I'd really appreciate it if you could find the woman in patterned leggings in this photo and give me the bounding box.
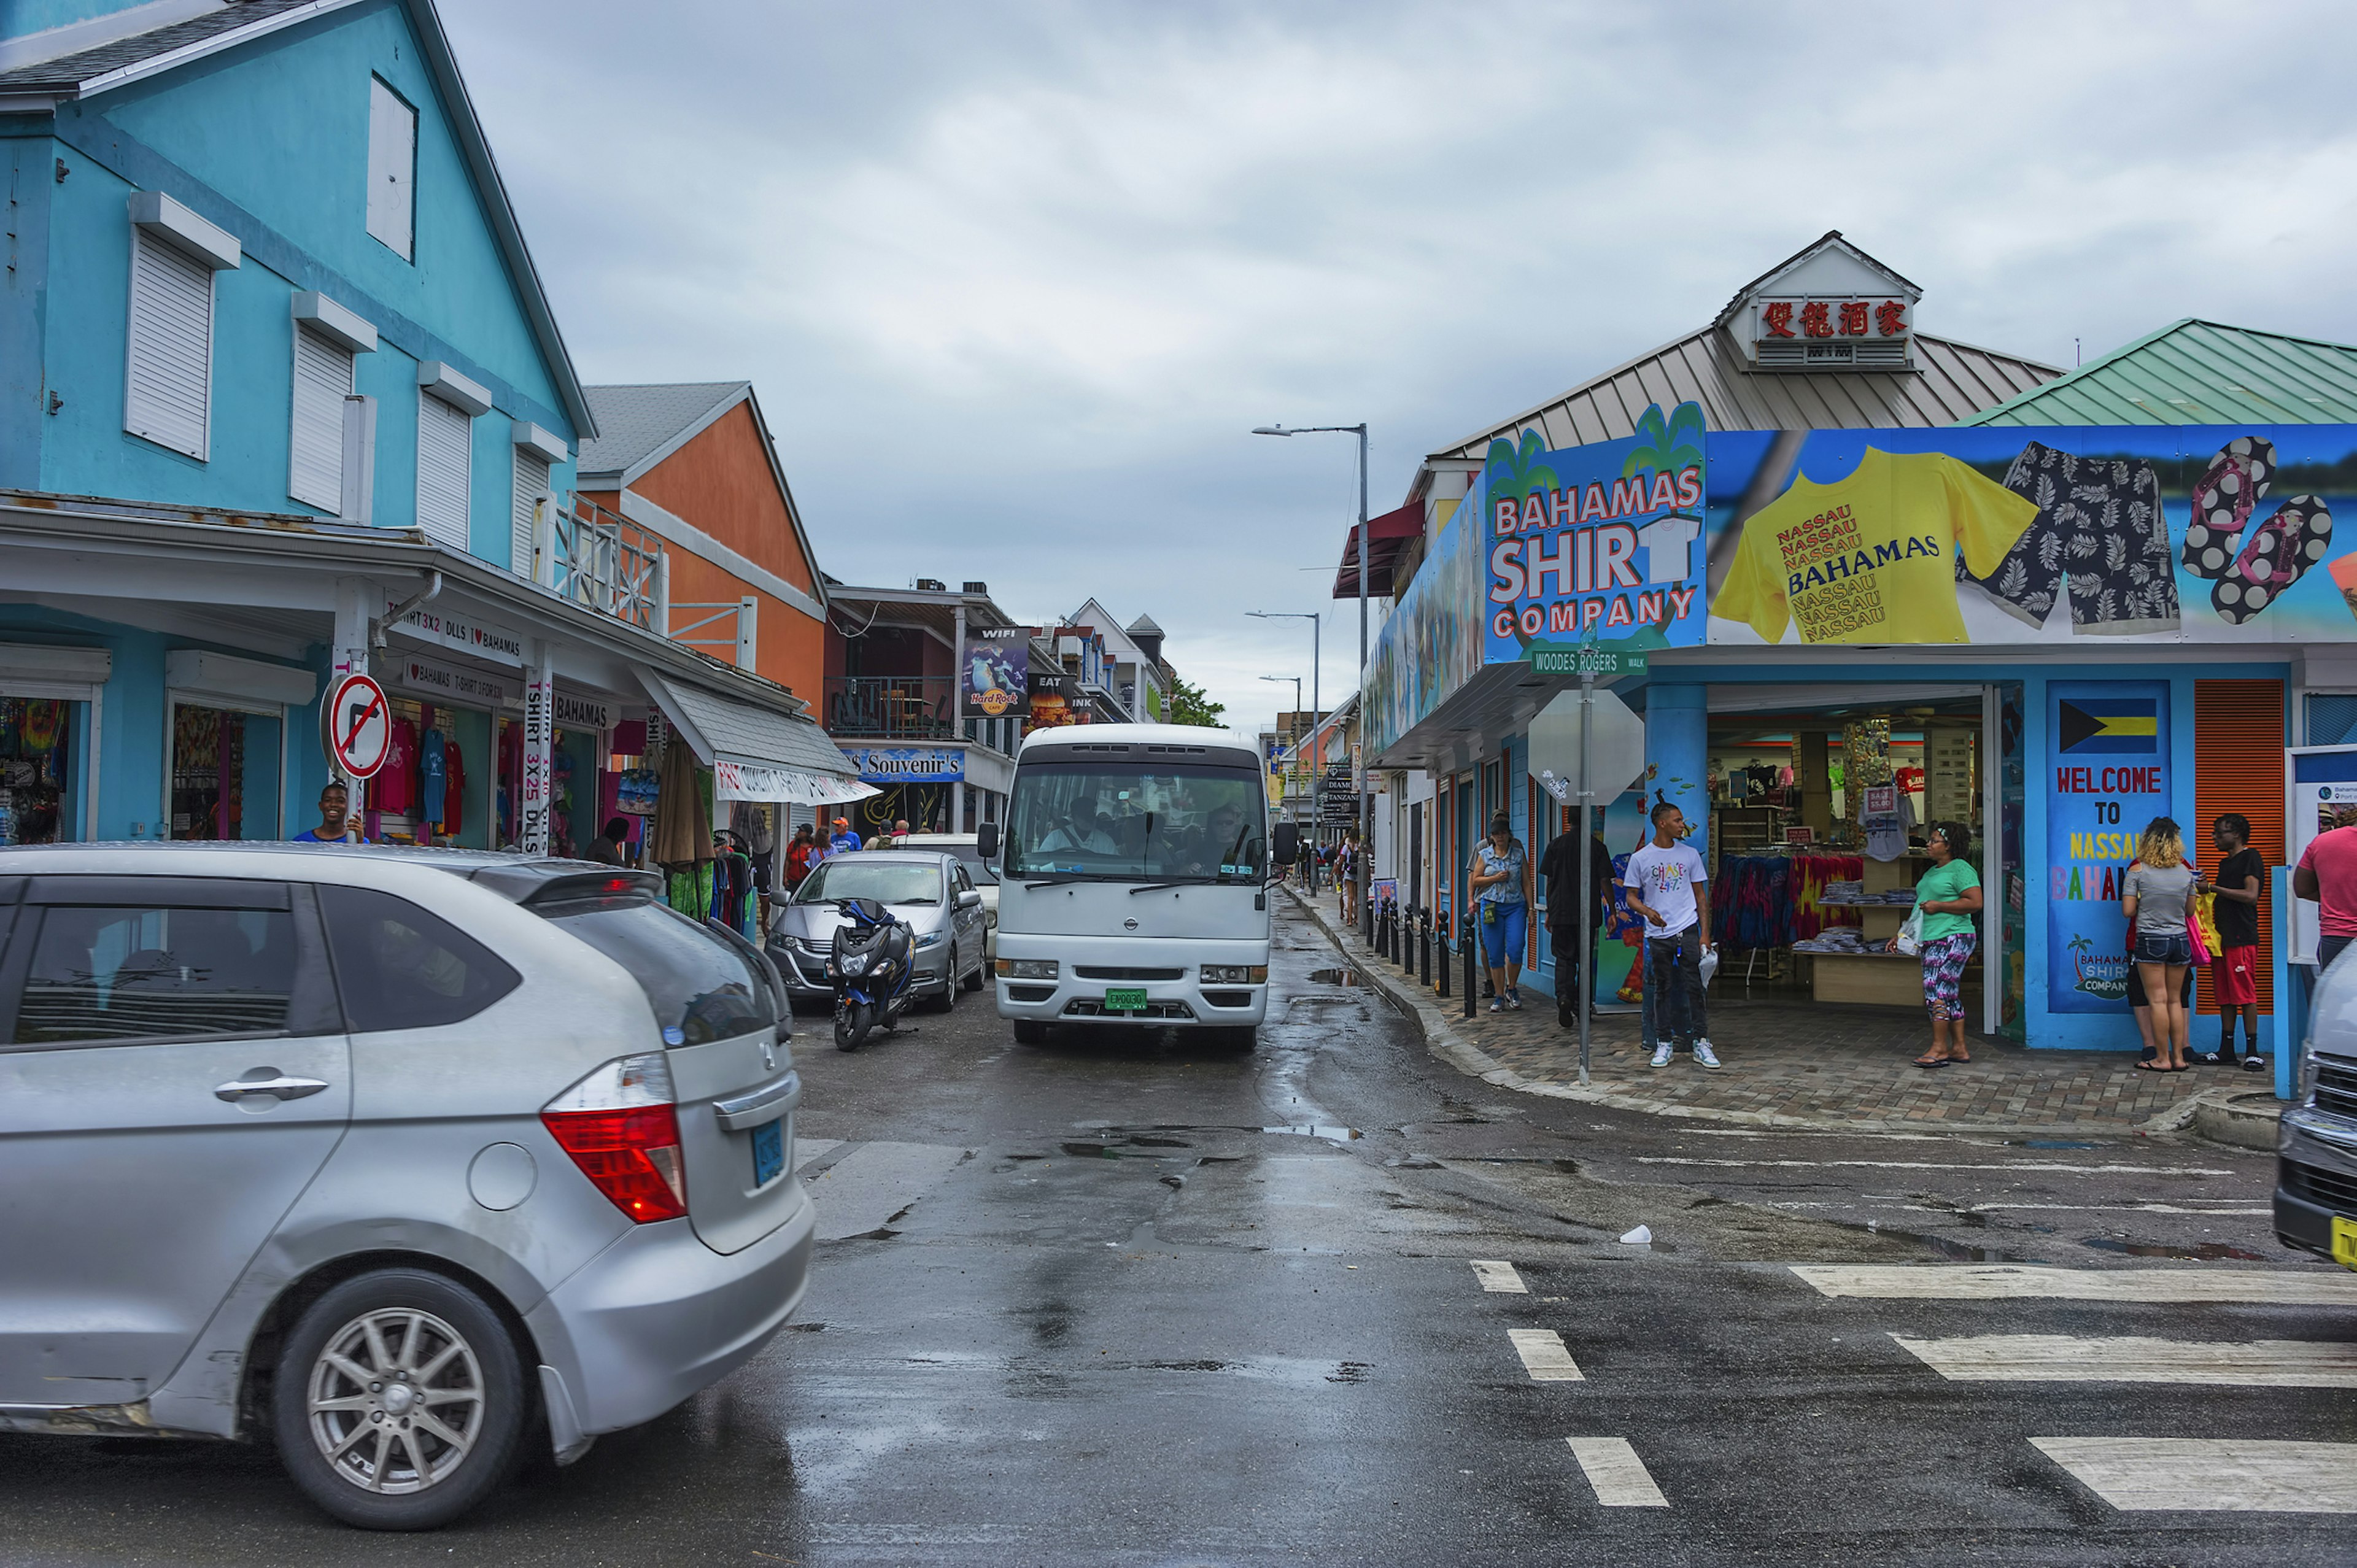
[1891,821,1984,1067]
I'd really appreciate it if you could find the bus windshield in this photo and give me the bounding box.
[1005,761,1266,882]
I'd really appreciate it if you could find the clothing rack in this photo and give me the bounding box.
[1711,852,1867,952]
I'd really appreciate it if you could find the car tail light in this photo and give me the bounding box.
[541,1052,687,1222]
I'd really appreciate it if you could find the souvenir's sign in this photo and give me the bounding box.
[2045,680,2170,1011]
[848,747,964,784]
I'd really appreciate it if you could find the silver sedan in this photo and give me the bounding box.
[765,851,989,1009]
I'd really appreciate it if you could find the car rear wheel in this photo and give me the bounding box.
[273,1268,527,1531]
[1012,1019,1049,1045]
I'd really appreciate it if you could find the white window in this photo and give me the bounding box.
[511,447,550,576]
[125,227,215,459]
[288,326,355,511]
[366,77,416,260]
[417,389,471,549]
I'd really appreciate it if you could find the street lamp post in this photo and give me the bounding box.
[1253,421,1370,900]
[1247,609,1320,890]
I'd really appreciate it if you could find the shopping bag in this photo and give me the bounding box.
[2188,889,2218,967]
[1895,905,1924,957]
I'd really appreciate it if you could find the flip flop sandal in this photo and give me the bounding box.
[2183,437,2278,579]
[1913,1054,1951,1068]
[2213,495,2333,624]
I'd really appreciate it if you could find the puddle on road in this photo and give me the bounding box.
[1263,1124,1363,1143]
[1835,1216,2022,1263]
[2084,1237,2267,1261]
[1306,968,1364,987]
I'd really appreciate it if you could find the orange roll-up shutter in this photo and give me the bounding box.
[2194,678,2285,1014]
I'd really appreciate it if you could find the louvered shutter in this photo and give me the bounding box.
[511,449,550,577]
[2194,678,2285,1015]
[125,229,213,459]
[288,325,354,511]
[367,78,416,260]
[416,389,473,550]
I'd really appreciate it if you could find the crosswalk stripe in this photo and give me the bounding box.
[1639,1157,2231,1175]
[1894,1334,2357,1386]
[1792,1264,2357,1305]
[2034,1437,2357,1512]
[1469,1259,1527,1293]
[1508,1328,1584,1381]
[1566,1437,1667,1507]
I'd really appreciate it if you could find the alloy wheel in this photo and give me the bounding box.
[306,1307,485,1494]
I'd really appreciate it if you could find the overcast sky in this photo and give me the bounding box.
[444,0,2357,736]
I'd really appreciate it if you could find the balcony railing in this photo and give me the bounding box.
[824,675,957,740]
[549,496,660,631]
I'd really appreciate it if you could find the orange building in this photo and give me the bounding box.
[575,382,828,703]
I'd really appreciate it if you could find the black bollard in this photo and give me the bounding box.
[1435,913,1449,999]
[1420,914,1431,987]
[1461,924,1477,1019]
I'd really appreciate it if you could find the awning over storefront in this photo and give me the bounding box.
[637,668,877,807]
[1331,502,1423,598]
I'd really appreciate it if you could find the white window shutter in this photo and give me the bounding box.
[288,325,355,511]
[125,228,213,459]
[511,448,550,577]
[416,388,472,549]
[367,78,416,260]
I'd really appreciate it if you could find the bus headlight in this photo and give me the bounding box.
[996,959,1058,979]
[1201,965,1268,984]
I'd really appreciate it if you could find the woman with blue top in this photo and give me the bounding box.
[1890,821,1983,1068]
[1468,813,1533,1013]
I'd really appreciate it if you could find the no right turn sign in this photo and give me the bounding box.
[322,673,392,779]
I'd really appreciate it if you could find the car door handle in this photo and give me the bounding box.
[214,1074,331,1103]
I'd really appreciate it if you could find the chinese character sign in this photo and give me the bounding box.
[1479,400,1708,667]
[1759,296,1910,340]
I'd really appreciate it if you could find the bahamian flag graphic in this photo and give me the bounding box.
[2056,697,2159,755]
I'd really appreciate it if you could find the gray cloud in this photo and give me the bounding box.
[444,0,2357,733]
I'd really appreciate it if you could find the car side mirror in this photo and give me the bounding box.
[977,822,1000,860]
[1272,822,1299,867]
[957,888,983,910]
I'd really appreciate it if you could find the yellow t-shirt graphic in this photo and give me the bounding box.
[1713,449,2038,644]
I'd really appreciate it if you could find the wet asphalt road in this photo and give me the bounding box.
[2,901,2352,1565]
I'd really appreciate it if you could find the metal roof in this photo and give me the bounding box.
[576,382,750,481]
[1955,318,2357,427]
[1431,326,2059,460]
[637,668,861,779]
[0,1,316,90]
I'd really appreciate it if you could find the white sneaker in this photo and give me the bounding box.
[1489,997,1504,1013]
[1693,1040,1723,1070]
[1649,1043,1673,1068]
[1506,989,1523,1010]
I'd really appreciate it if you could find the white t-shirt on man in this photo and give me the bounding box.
[1624,841,1708,938]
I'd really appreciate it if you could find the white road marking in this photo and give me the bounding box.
[1893,1334,2357,1386]
[1793,1265,2357,1305]
[2034,1437,2357,1512]
[1566,1437,1667,1507]
[1470,1259,1528,1293]
[1637,1157,2231,1175]
[1508,1328,1584,1381]
[803,1141,970,1242]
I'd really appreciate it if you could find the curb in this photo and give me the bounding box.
[2187,1089,2285,1152]
[1280,884,2235,1140]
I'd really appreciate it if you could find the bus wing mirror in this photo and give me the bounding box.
[977,822,1000,860]
[1272,822,1299,867]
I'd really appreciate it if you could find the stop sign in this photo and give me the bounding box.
[1526,686,1645,803]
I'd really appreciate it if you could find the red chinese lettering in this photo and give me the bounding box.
[1798,301,1832,339]
[1876,300,1906,337]
[1838,301,1869,336]
[1762,301,1795,338]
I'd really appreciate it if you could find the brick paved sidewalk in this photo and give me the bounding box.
[1284,887,2243,1134]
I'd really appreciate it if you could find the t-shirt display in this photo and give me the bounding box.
[443,742,465,835]
[1624,841,1708,938]
[2212,844,2264,949]
[1713,449,2039,645]
[419,725,447,828]
[373,717,418,815]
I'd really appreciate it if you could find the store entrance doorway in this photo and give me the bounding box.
[169,701,283,841]
[1702,686,2005,1035]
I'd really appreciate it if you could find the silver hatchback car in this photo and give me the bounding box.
[765,850,990,1007]
[0,843,815,1529]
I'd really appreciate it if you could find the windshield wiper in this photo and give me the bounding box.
[1128,882,1178,894]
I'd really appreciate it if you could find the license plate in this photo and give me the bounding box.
[751,1118,784,1187]
[2334,1216,2357,1272]
[1104,988,1149,1013]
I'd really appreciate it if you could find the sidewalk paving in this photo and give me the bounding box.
[1283,886,2259,1136]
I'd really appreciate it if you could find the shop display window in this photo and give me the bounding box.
[171,703,282,841]
[365,698,489,848]
[0,697,74,846]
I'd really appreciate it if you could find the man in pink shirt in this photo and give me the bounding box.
[2294,807,2357,983]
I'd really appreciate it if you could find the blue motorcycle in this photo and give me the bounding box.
[829,897,915,1051]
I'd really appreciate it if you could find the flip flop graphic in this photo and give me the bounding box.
[2212,495,2332,624]
[2183,436,2278,579]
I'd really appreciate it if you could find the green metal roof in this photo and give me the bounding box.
[1954,318,2357,427]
